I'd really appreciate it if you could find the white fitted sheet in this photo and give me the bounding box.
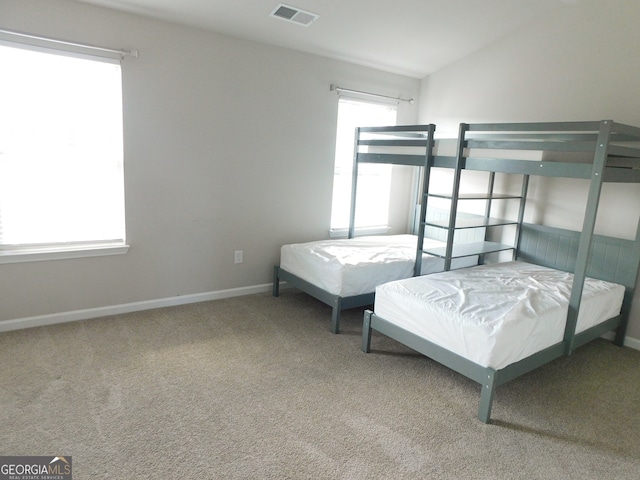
[374,261,625,369]
[280,235,478,297]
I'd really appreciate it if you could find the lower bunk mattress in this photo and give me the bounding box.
[280,234,477,297]
[373,261,625,370]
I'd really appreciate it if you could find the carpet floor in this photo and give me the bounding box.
[1,290,639,479]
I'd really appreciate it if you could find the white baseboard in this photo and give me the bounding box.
[0,283,273,333]
[625,336,640,350]
[600,332,640,351]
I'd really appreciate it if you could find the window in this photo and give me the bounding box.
[0,42,127,262]
[330,97,397,234]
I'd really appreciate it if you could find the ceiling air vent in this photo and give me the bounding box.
[270,3,319,27]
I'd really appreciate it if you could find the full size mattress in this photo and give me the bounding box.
[373,261,625,369]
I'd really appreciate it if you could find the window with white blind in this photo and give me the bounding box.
[330,97,397,235]
[0,42,127,262]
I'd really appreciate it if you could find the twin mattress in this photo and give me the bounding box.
[280,234,477,297]
[373,261,625,370]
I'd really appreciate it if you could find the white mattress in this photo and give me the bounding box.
[374,261,625,370]
[280,234,477,297]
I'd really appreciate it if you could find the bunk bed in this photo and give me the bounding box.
[361,120,640,423]
[273,124,479,334]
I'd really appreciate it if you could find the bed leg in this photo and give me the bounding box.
[272,266,280,297]
[478,370,497,424]
[330,303,341,334]
[614,324,627,347]
[362,310,373,353]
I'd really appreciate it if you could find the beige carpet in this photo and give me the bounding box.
[1,290,639,479]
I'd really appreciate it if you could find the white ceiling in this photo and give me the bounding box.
[77,0,575,78]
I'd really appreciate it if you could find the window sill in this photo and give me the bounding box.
[0,244,130,264]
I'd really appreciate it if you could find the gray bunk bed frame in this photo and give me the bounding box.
[362,120,640,423]
[273,124,436,333]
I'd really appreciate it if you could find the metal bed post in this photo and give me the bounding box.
[272,266,280,297]
[348,127,361,239]
[330,297,343,334]
[478,370,498,423]
[414,124,436,276]
[512,175,530,261]
[362,310,373,353]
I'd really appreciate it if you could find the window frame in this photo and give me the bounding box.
[329,95,398,237]
[0,38,129,264]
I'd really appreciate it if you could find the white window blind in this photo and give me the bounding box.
[0,42,126,255]
[330,97,397,232]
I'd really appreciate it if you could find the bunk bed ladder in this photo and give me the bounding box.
[563,120,611,355]
[471,171,496,266]
[475,169,529,266]
[479,171,496,266]
[512,174,530,260]
[442,123,469,271]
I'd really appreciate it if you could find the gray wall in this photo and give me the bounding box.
[0,0,420,322]
[418,0,640,341]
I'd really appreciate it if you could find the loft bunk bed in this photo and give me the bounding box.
[361,120,640,423]
[273,124,479,334]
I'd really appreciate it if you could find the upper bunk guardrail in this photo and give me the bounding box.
[359,139,430,147]
[355,121,640,176]
[358,125,436,134]
[465,139,597,152]
[460,120,640,179]
[348,124,436,238]
[357,124,435,147]
[355,124,436,167]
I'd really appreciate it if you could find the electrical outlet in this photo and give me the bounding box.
[234,250,243,264]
